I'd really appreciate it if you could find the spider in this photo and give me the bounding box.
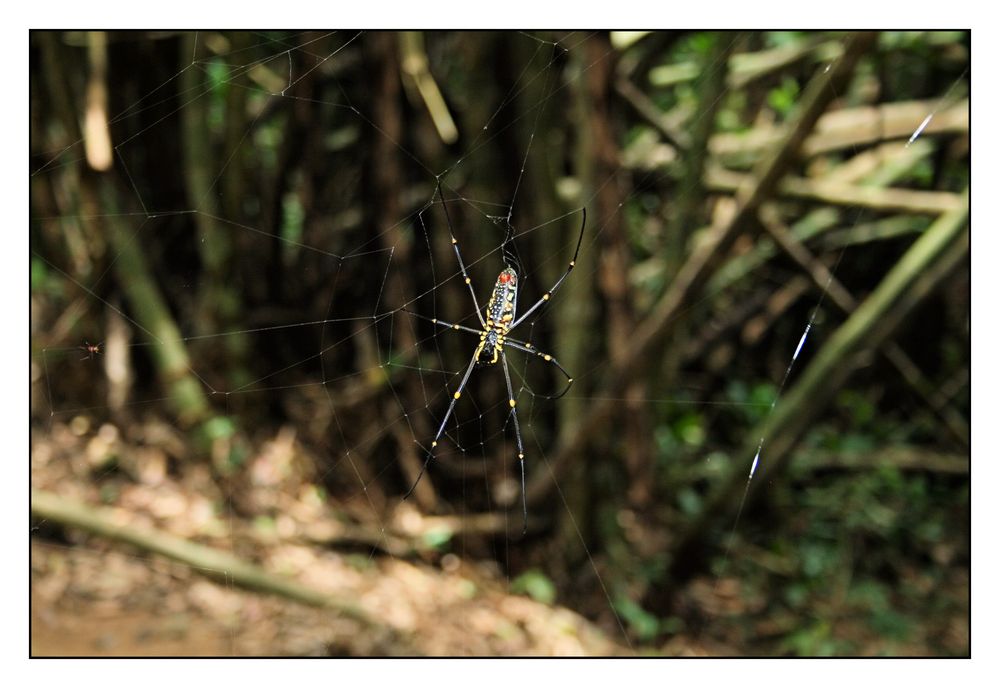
[79,340,103,361]
[404,180,586,534]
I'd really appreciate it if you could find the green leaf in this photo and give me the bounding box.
[422,527,453,551]
[614,595,659,641]
[677,487,702,516]
[202,416,236,441]
[31,258,48,292]
[674,413,705,447]
[511,569,556,605]
[767,76,800,117]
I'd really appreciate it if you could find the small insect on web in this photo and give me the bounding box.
[79,341,103,361]
[403,179,587,535]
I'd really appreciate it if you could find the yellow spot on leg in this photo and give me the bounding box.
[543,293,550,301]
[465,277,471,284]
[544,355,552,361]
[509,399,516,408]
[569,260,575,267]
[454,391,461,399]
[518,453,524,460]
[431,441,438,448]
[451,238,457,245]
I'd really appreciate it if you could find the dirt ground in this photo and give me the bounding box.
[30,417,968,657]
[30,418,632,656]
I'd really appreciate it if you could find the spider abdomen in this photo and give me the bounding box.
[474,267,518,365]
[485,268,518,324]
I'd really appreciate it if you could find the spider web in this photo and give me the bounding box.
[31,29,631,655]
[28,29,970,657]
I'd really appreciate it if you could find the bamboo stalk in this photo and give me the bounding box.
[710,99,968,159]
[527,31,879,505]
[103,203,212,428]
[758,205,969,446]
[706,138,935,295]
[706,167,964,215]
[630,32,879,372]
[661,190,968,588]
[645,35,836,90]
[39,29,214,431]
[682,446,968,480]
[83,32,113,172]
[31,489,379,626]
[399,32,458,144]
[614,76,688,150]
[370,31,438,512]
[794,446,968,475]
[666,34,736,277]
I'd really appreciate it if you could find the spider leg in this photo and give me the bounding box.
[433,178,487,329]
[403,350,480,500]
[502,339,574,399]
[500,352,528,535]
[404,309,574,399]
[509,207,586,330]
[401,308,483,338]
[403,308,572,398]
